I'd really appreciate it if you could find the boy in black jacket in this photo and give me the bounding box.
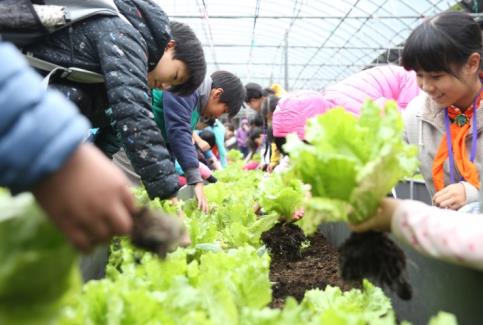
[25,0,206,201]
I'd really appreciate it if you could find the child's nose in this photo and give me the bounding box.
[420,79,434,93]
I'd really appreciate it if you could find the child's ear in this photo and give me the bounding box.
[165,40,176,51]
[212,87,224,100]
[466,52,480,73]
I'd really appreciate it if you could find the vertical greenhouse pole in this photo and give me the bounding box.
[284,30,289,91]
[480,169,483,212]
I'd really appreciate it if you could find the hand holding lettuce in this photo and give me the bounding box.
[281,100,418,299]
[284,100,418,233]
[259,172,306,221]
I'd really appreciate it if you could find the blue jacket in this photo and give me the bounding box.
[207,120,228,167]
[0,43,89,193]
[157,76,212,184]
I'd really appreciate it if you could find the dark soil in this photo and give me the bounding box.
[339,231,412,300]
[265,226,357,308]
[261,222,307,261]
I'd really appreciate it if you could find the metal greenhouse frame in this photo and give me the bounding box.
[160,0,482,91]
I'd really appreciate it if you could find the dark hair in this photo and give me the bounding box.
[249,113,264,128]
[198,129,216,148]
[260,95,279,157]
[402,11,482,75]
[211,70,245,118]
[245,82,263,102]
[169,21,207,96]
[263,87,276,97]
[261,95,280,121]
[225,122,235,132]
[273,136,287,155]
[248,127,263,151]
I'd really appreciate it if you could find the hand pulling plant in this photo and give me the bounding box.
[284,100,419,300]
[259,172,307,261]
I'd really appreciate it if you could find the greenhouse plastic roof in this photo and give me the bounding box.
[160,1,461,91]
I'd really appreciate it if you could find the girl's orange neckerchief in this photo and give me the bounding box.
[432,89,481,191]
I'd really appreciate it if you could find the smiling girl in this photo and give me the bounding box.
[403,11,483,212]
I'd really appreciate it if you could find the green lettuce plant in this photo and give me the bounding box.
[284,100,419,233]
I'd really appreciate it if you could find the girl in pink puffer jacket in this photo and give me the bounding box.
[272,64,419,141]
[323,64,419,115]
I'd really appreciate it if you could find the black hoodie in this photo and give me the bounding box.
[26,0,180,199]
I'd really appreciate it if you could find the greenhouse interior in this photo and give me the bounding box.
[1,0,483,324]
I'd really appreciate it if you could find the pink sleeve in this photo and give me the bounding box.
[199,162,212,179]
[392,200,483,270]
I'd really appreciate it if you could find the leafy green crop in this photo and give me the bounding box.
[285,100,419,233]
[259,172,305,220]
[227,149,244,163]
[61,246,272,325]
[53,154,451,325]
[0,190,80,324]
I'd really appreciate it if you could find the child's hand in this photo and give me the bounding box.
[266,164,276,173]
[258,163,269,171]
[292,208,304,220]
[350,198,400,233]
[432,183,466,210]
[32,144,134,252]
[193,182,209,214]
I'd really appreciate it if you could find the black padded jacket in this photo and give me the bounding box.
[25,0,180,199]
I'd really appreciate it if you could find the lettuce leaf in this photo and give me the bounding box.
[259,172,305,220]
[285,101,418,233]
[0,191,80,324]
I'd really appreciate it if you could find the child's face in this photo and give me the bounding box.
[226,129,234,138]
[148,41,189,90]
[247,97,263,111]
[247,97,264,112]
[416,70,469,107]
[416,53,481,108]
[255,135,263,147]
[203,88,229,119]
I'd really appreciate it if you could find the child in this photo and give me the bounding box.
[0,42,134,252]
[152,71,245,213]
[25,1,206,201]
[261,95,281,172]
[402,11,483,212]
[196,129,223,171]
[272,90,333,146]
[245,82,266,112]
[236,118,251,157]
[243,127,265,170]
[203,119,229,167]
[224,123,238,151]
[351,197,483,271]
[322,64,419,115]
